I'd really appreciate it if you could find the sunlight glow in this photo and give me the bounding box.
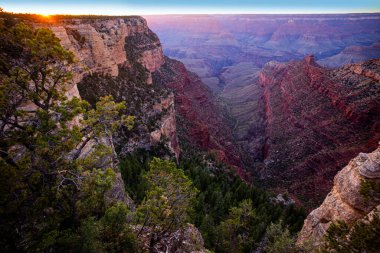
[1,1,380,15]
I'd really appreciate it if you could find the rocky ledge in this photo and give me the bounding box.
[297,144,380,246]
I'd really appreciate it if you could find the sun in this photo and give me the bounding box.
[38,13,55,22]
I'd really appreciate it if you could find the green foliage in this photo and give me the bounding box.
[119,149,306,252]
[319,213,380,253]
[98,203,139,253]
[0,21,136,251]
[136,158,198,251]
[217,199,256,253]
[119,145,172,203]
[360,179,380,203]
[264,221,297,253]
[181,153,306,251]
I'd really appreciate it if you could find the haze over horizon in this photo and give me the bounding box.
[1,0,380,15]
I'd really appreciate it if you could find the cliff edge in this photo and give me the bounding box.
[297,144,380,246]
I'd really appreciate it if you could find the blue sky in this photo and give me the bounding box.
[1,0,380,15]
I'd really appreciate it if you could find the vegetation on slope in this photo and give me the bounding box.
[0,15,308,252]
[120,145,306,252]
[0,19,137,251]
[315,180,380,252]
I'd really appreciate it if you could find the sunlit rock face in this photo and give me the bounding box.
[47,17,164,80]
[42,16,243,173]
[297,145,380,247]
[37,17,182,157]
[32,17,169,207]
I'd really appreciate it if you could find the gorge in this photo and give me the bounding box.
[0,11,380,252]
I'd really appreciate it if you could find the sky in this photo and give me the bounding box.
[1,0,380,15]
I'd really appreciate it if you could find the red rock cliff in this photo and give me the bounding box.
[256,57,380,205]
[153,57,249,179]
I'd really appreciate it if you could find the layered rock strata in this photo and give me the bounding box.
[297,145,380,246]
[38,18,181,157]
[153,58,249,179]
[226,56,380,204]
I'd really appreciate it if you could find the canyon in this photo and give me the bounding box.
[146,14,380,206]
[146,14,380,93]
[2,12,380,251]
[41,15,380,207]
[38,17,241,167]
[244,57,380,206]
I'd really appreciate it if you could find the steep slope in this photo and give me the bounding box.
[152,57,248,179]
[228,57,380,205]
[297,145,380,247]
[40,17,246,179]
[219,63,264,161]
[39,17,180,159]
[32,16,214,252]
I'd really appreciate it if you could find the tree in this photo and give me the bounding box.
[136,158,198,252]
[319,214,380,253]
[0,21,134,251]
[98,202,139,253]
[264,221,296,253]
[360,179,380,203]
[217,199,256,253]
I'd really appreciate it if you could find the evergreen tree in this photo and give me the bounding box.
[0,21,135,251]
[136,158,198,252]
[217,199,256,253]
[320,214,380,253]
[264,221,296,253]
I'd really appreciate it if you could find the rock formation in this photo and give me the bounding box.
[219,56,380,205]
[136,223,207,253]
[36,17,182,158]
[35,16,252,183]
[44,17,164,79]
[297,145,380,247]
[258,58,380,204]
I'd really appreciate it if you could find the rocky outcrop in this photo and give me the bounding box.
[37,16,254,179]
[37,17,182,159]
[44,17,164,79]
[37,17,165,98]
[137,223,208,253]
[150,93,180,160]
[297,145,380,247]
[32,17,172,210]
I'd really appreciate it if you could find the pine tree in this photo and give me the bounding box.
[0,21,134,251]
[136,158,198,252]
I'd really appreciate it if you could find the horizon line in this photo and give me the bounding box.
[4,11,380,16]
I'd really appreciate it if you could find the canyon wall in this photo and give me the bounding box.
[39,17,245,176]
[38,17,180,158]
[152,57,248,178]
[297,145,380,247]
[223,57,380,205]
[261,57,380,205]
